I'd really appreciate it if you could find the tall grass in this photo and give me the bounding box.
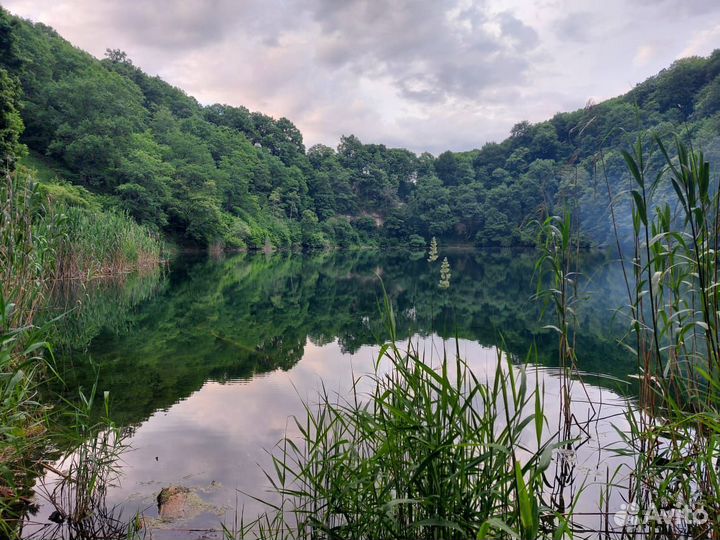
[534,212,598,532]
[30,389,138,540]
[54,205,163,280]
[227,300,569,540]
[0,167,163,538]
[0,297,53,539]
[1,168,164,324]
[608,134,720,538]
[0,170,61,328]
[0,168,56,536]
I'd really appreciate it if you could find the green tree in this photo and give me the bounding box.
[439,257,451,289]
[0,68,26,168]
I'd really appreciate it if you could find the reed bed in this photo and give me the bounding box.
[1,169,164,325]
[226,300,569,540]
[607,134,720,538]
[0,167,163,538]
[53,205,163,280]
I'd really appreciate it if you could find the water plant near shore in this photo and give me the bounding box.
[1,169,164,324]
[226,297,568,540]
[0,166,163,538]
[609,134,720,538]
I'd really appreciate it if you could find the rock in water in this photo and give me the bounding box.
[157,485,195,521]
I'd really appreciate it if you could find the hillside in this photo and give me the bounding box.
[1,7,720,249]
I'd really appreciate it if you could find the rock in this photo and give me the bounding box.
[158,486,191,521]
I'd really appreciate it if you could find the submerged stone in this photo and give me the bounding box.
[156,485,204,521]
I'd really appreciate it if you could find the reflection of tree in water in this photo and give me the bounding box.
[49,249,633,428]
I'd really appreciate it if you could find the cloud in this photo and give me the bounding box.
[3,0,720,153]
[308,1,538,102]
[634,45,656,67]
[553,12,594,42]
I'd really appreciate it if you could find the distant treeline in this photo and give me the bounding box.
[2,7,720,249]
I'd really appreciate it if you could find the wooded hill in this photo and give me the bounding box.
[2,7,720,249]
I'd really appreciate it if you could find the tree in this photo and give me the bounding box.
[435,151,474,186]
[694,75,720,117]
[105,48,132,65]
[528,123,561,160]
[408,234,425,251]
[0,8,19,71]
[46,68,148,187]
[654,57,707,117]
[0,68,25,168]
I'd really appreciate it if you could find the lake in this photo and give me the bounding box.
[26,248,639,539]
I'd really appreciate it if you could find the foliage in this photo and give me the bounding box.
[427,236,438,262]
[610,134,720,535]
[0,294,52,538]
[533,134,720,538]
[0,125,161,535]
[438,257,451,289]
[4,7,720,250]
[0,66,25,170]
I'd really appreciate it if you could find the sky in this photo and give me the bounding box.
[4,0,720,154]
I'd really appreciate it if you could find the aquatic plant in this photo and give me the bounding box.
[427,236,438,262]
[607,134,720,538]
[31,389,136,540]
[0,294,52,539]
[228,295,568,540]
[0,167,162,538]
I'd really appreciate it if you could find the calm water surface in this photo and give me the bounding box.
[29,249,637,538]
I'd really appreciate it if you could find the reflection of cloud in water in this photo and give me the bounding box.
[96,335,633,534]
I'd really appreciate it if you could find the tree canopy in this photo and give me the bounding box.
[2,6,720,249]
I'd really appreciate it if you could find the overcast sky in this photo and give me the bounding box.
[4,0,720,154]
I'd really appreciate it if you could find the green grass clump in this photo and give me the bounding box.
[0,293,53,538]
[54,205,163,278]
[232,309,565,539]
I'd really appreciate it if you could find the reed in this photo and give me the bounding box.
[1,169,164,325]
[605,133,720,538]
[53,205,163,280]
[0,167,162,538]
[31,388,137,540]
[0,295,53,539]
[228,299,568,540]
[0,169,60,327]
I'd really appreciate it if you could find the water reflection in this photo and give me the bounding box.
[35,249,638,537]
[50,249,633,425]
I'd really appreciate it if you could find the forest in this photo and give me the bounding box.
[2,7,720,250]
